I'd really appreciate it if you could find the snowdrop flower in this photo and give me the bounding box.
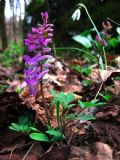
[72,8,81,21]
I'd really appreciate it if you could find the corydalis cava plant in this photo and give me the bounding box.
[24,12,53,96]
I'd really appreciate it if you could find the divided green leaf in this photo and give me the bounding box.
[78,100,106,109]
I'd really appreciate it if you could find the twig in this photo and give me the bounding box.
[106,17,120,26]
[10,144,19,160]
[22,142,35,160]
[94,82,104,99]
[67,132,74,146]
[39,142,55,158]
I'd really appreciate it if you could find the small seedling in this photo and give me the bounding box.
[9,123,31,133]
[50,89,75,128]
[29,126,65,142]
[51,89,75,109]
[9,114,34,133]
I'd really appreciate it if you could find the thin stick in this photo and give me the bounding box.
[106,17,120,26]
[10,144,18,160]
[67,132,74,146]
[22,143,35,160]
[94,82,104,99]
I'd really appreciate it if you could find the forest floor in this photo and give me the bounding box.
[0,57,120,160]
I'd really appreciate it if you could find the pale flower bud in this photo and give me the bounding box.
[72,8,81,21]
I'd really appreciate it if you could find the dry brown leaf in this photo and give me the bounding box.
[72,126,86,135]
[90,69,120,83]
[70,145,94,160]
[95,142,113,160]
[20,95,47,124]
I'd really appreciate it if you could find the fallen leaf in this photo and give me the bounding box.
[95,142,113,160]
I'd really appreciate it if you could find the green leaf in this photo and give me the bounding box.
[108,38,119,48]
[67,104,76,108]
[65,113,76,120]
[81,79,92,86]
[50,89,56,96]
[99,93,113,101]
[9,122,31,133]
[46,129,65,141]
[36,0,45,3]
[82,67,91,75]
[15,87,22,94]
[76,114,95,121]
[30,133,49,142]
[114,76,120,80]
[70,65,91,76]
[78,101,93,108]
[99,55,104,70]
[65,113,95,121]
[29,127,40,132]
[18,115,29,125]
[51,90,75,110]
[78,100,106,109]
[9,126,18,131]
[10,123,19,130]
[80,28,95,36]
[91,99,99,104]
[72,35,92,48]
[93,102,106,107]
[65,93,75,104]
[70,65,82,74]
[46,129,62,137]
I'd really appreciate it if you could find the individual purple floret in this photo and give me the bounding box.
[96,34,107,47]
[24,11,53,96]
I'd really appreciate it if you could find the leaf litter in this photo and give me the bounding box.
[0,58,120,160]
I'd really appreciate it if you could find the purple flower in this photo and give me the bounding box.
[24,54,52,66]
[96,34,108,47]
[24,12,53,53]
[24,11,53,96]
[41,11,48,24]
[96,35,101,42]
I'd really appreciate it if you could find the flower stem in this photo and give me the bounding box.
[78,3,107,69]
[40,80,51,126]
[40,50,51,126]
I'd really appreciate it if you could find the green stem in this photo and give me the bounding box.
[52,42,57,58]
[78,3,100,37]
[40,51,51,126]
[51,47,91,54]
[78,3,107,69]
[102,46,107,70]
[40,81,51,126]
[56,101,60,129]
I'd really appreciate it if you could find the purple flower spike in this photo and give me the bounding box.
[24,11,53,96]
[41,11,48,24]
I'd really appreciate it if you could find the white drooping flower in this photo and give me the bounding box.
[72,8,81,21]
